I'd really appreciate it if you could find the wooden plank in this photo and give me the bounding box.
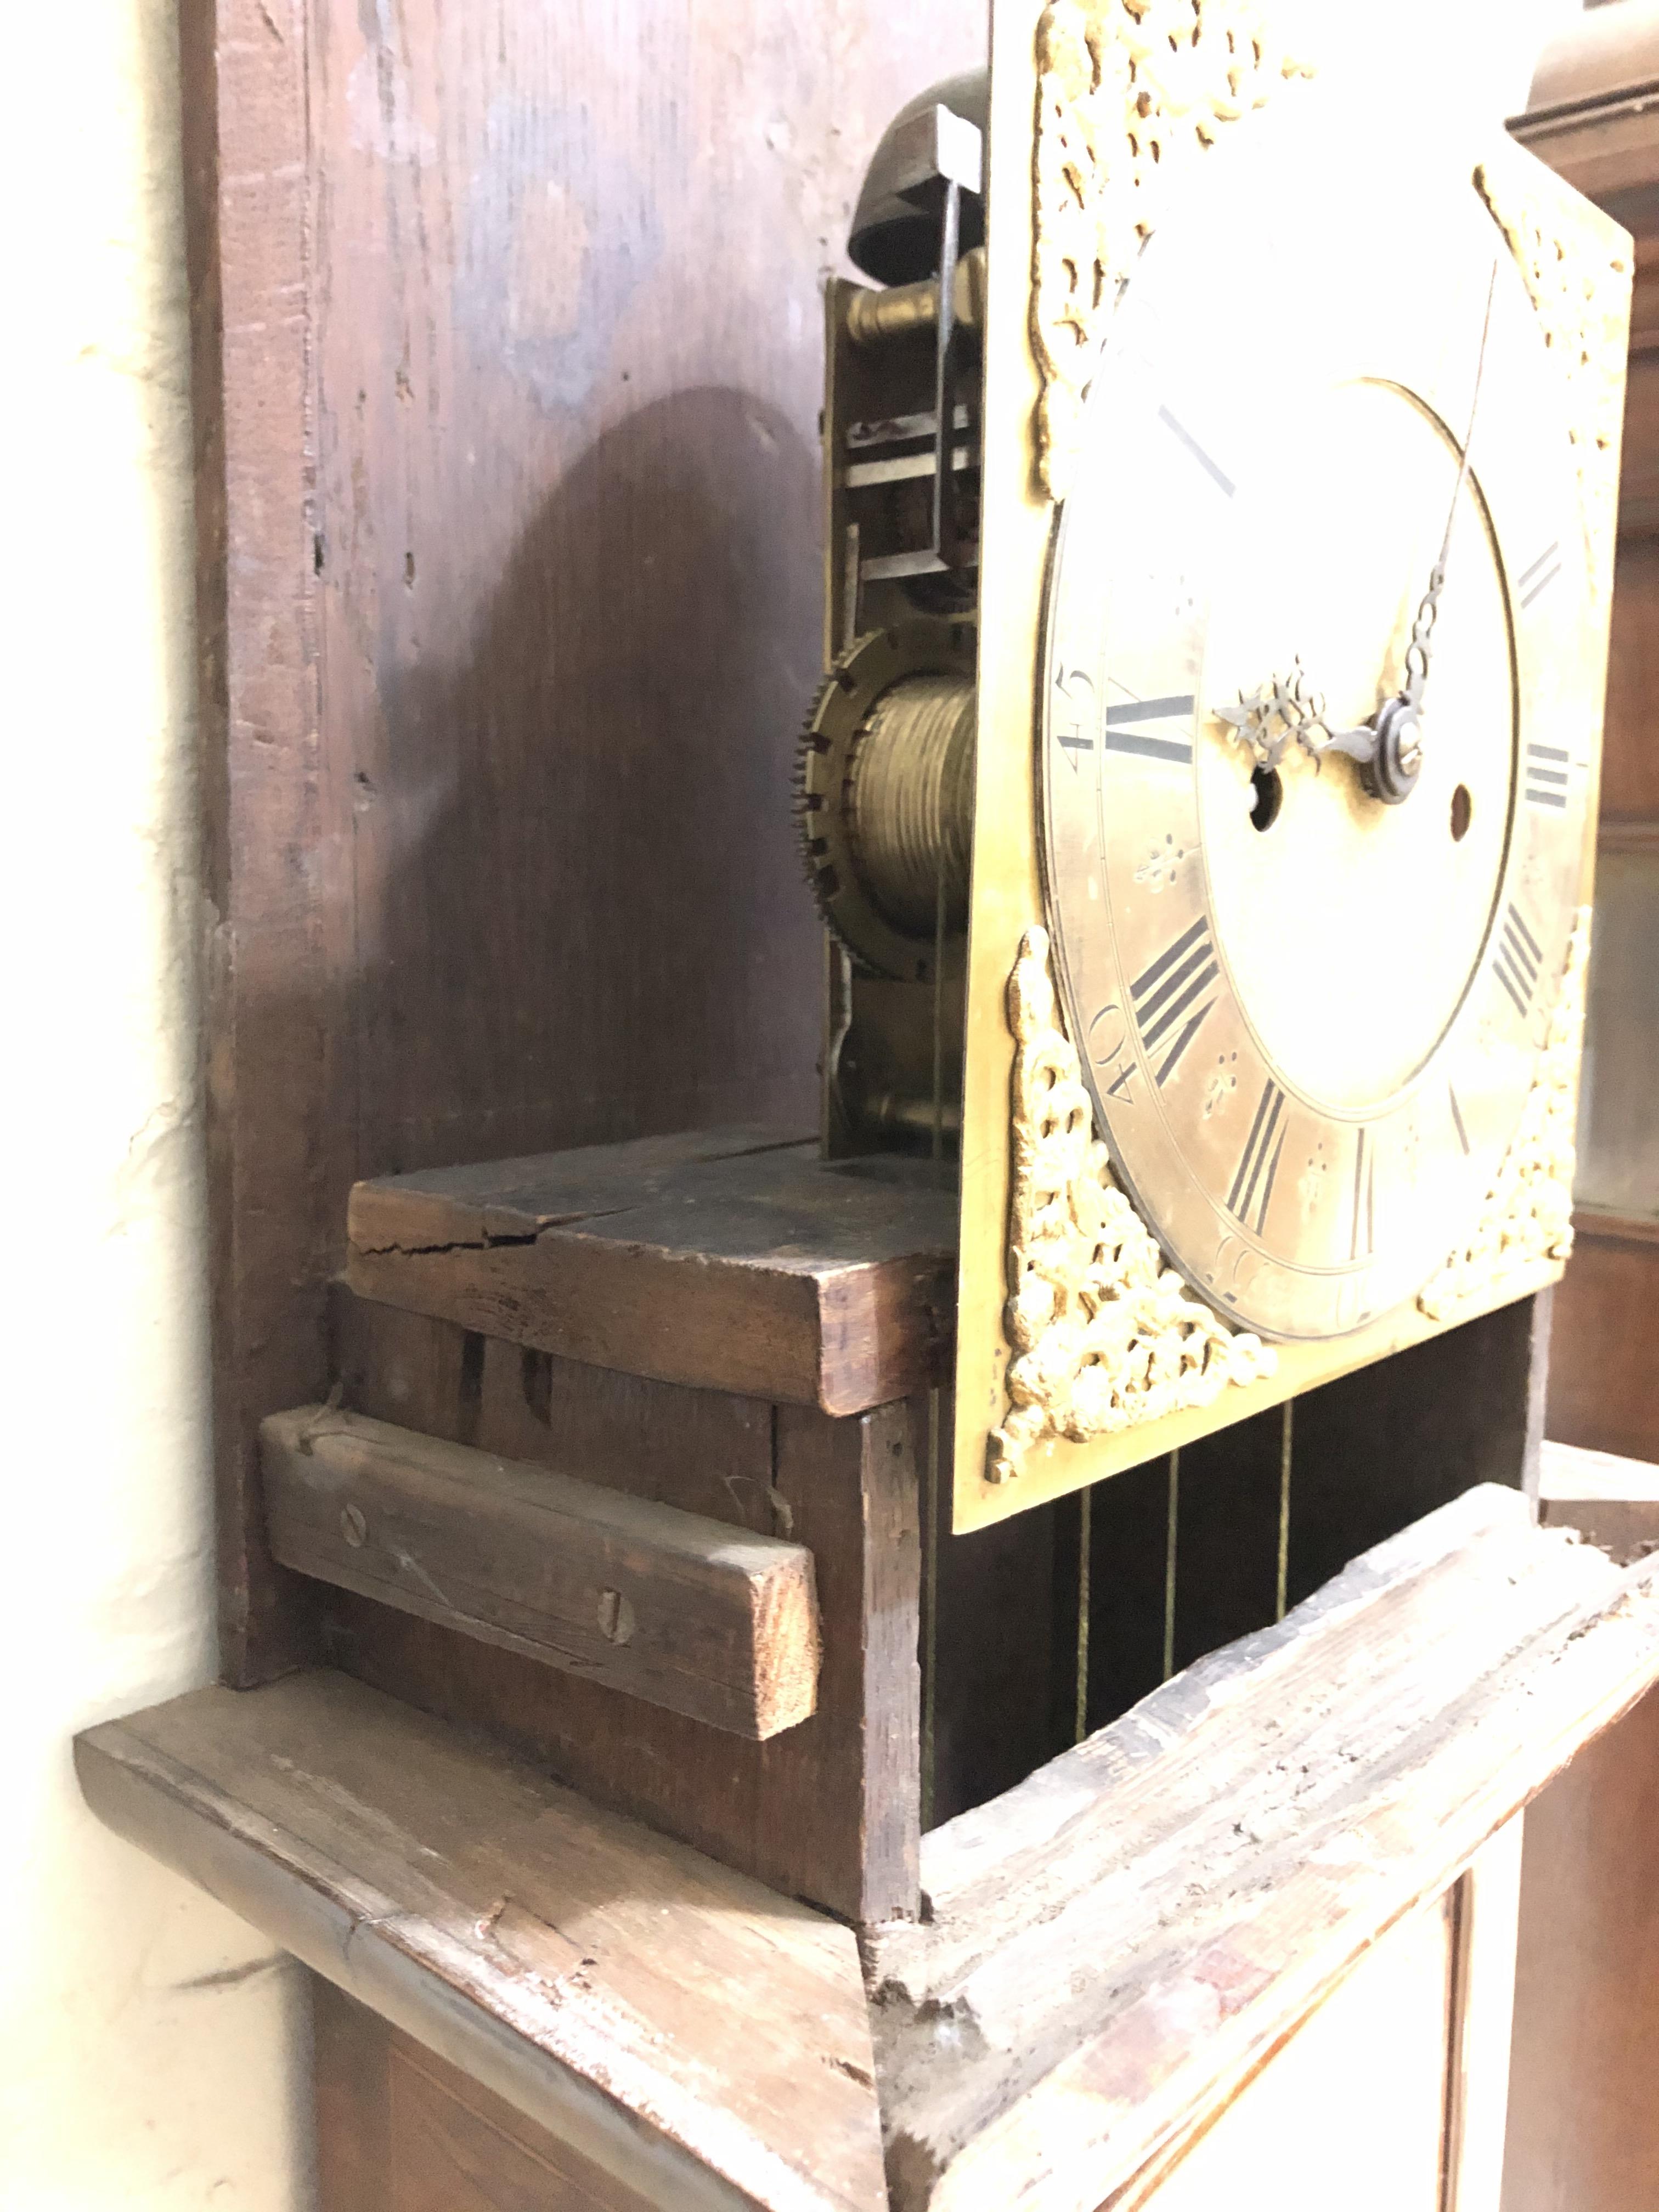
[770,1398,923,1922]
[75,1671,889,2212]
[866,1486,1659,2212]
[262,1407,820,1739]
[1502,1680,1659,2212]
[1538,1436,1659,1564]
[347,1136,957,1415]
[330,1284,780,1535]
[319,1398,922,1924]
[314,1979,658,2212]
[181,0,334,1685]
[1547,1219,1659,1462]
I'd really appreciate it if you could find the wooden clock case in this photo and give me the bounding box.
[71,4,1659,2209]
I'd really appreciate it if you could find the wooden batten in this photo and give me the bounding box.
[262,1407,821,1741]
[345,1128,957,1417]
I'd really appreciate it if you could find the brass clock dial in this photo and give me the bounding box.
[1040,126,1592,1342]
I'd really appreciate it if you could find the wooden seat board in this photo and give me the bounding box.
[347,1128,958,1414]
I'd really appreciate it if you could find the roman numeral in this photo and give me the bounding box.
[1524,742,1570,811]
[1448,1082,1471,1157]
[1130,916,1220,1086]
[1350,1129,1376,1262]
[1158,405,1236,499]
[1227,1078,1286,1234]
[1103,693,1196,766]
[1494,902,1542,1020]
[1517,541,1562,610]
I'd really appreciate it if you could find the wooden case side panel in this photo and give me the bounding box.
[183,0,334,1683]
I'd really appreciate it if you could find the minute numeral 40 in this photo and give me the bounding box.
[1130,915,1220,1086]
[1494,903,1542,1020]
[1227,1079,1286,1235]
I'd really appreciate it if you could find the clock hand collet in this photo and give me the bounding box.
[1215,259,1501,808]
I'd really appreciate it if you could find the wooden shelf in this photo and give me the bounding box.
[76,1669,887,2212]
[346,1127,958,1415]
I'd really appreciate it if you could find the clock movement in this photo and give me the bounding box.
[798,3,1632,1531]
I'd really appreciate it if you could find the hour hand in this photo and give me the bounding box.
[1213,661,1336,772]
[1212,667,1419,805]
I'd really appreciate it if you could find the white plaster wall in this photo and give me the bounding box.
[0,2,313,2208]
[0,1,1588,2208]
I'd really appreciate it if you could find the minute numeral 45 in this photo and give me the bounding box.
[1227,1079,1286,1235]
[1494,902,1542,1020]
[1052,665,1096,773]
[1130,915,1220,1086]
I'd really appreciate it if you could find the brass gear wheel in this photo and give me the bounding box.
[794,618,977,980]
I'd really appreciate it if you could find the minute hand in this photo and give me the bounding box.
[1316,258,1502,804]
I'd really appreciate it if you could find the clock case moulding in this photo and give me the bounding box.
[804,1,1633,1536]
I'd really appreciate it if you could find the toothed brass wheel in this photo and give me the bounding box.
[794,618,977,980]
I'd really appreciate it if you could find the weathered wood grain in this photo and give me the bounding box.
[76,1671,888,2212]
[866,1486,1659,2212]
[330,1283,780,1534]
[318,1395,923,1925]
[346,1134,958,1414]
[182,0,334,1685]
[262,1406,821,1739]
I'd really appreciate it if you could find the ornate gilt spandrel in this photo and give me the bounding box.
[1418,910,1592,1324]
[990,928,1274,1483]
[1031,0,1312,499]
[1476,154,1633,606]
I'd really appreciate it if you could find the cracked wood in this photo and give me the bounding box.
[74,1669,889,2212]
[346,1127,958,1415]
[866,1485,1659,2212]
[262,1406,821,1740]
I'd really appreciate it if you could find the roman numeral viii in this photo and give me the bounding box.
[1494,902,1542,1020]
[1227,1079,1286,1235]
[1130,915,1220,1087]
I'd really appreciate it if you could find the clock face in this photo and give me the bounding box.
[1040,124,1592,1342]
